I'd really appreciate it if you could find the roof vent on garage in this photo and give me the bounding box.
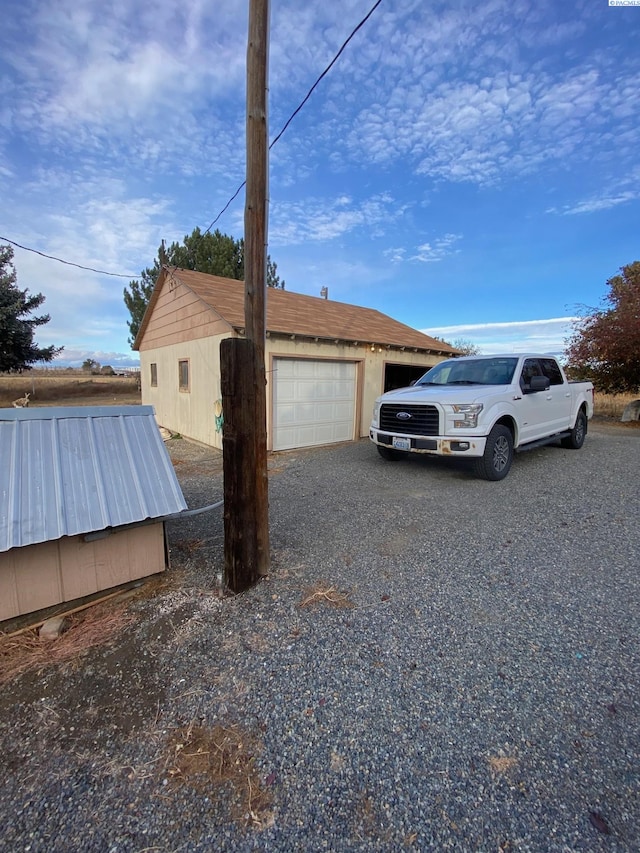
[320,286,328,300]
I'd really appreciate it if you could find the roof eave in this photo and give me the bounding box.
[132,267,167,351]
[259,329,456,355]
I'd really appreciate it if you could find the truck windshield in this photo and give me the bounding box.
[416,357,518,387]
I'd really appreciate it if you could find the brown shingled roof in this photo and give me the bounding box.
[138,267,457,354]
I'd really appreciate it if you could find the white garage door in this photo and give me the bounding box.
[272,358,357,451]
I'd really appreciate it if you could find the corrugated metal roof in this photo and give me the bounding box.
[0,406,187,553]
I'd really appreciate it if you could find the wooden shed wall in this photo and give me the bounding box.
[0,523,166,621]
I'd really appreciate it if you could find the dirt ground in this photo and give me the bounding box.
[0,418,638,845]
[0,373,141,408]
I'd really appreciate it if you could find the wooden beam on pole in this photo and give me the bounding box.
[221,338,263,591]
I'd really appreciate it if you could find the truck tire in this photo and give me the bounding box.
[377,445,407,461]
[474,424,513,481]
[561,408,587,449]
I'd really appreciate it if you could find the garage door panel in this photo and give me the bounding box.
[276,403,297,425]
[273,358,356,451]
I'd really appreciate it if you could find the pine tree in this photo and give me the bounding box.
[123,229,285,346]
[0,244,63,372]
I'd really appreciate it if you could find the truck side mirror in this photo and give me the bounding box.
[529,375,551,392]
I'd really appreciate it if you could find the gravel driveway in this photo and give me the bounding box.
[1,420,638,851]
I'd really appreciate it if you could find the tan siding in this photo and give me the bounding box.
[0,540,62,620]
[0,526,166,621]
[139,277,230,351]
[140,335,228,449]
[124,525,166,581]
[0,553,20,621]
[13,542,63,617]
[61,538,101,600]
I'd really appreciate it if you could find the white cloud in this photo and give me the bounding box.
[3,171,182,355]
[548,191,639,216]
[270,193,405,245]
[384,247,406,264]
[410,233,462,264]
[50,349,139,368]
[345,65,639,186]
[261,2,637,191]
[2,0,248,179]
[422,317,578,355]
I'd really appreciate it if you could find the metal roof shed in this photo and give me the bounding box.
[0,406,187,622]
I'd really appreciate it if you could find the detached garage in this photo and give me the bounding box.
[135,268,457,451]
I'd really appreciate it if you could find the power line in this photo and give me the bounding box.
[269,0,383,152]
[3,0,385,275]
[203,0,384,236]
[0,236,142,279]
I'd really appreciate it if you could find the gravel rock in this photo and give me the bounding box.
[1,421,638,851]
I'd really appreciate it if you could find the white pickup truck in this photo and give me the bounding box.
[370,354,594,480]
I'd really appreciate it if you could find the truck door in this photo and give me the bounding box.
[539,357,572,434]
[516,358,556,442]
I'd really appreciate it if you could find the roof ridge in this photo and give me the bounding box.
[137,267,456,354]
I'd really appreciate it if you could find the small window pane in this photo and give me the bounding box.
[179,359,190,391]
[150,363,158,387]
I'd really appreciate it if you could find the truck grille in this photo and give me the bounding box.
[380,404,440,436]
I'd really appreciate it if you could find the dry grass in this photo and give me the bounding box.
[488,755,519,775]
[163,722,273,827]
[172,538,206,557]
[593,391,638,420]
[0,604,135,685]
[299,582,354,609]
[0,372,140,408]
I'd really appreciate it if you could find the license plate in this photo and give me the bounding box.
[392,437,410,451]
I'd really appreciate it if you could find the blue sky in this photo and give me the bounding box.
[1,0,638,366]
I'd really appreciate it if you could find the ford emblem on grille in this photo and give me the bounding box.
[396,411,412,420]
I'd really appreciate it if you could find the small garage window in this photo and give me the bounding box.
[178,359,190,392]
[150,363,158,387]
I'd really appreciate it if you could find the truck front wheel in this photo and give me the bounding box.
[474,425,513,481]
[561,409,587,449]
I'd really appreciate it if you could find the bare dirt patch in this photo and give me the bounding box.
[0,373,141,408]
[590,416,640,435]
[163,722,273,827]
[487,755,519,776]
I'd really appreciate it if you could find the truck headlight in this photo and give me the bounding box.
[450,403,483,428]
[372,402,380,428]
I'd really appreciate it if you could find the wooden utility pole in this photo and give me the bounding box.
[222,0,271,592]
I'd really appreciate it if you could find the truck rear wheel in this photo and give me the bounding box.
[377,445,407,461]
[561,408,587,449]
[474,425,513,481]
